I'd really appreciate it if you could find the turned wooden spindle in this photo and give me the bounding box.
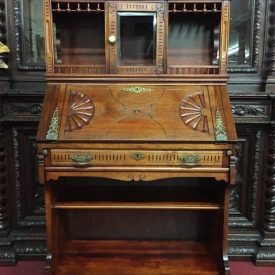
[87,3,91,12]
[96,3,101,12]
[183,4,187,12]
[213,3,217,12]
[77,3,81,12]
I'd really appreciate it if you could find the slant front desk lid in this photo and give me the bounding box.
[37,84,236,143]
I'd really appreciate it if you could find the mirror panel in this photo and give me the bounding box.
[228,0,253,67]
[20,0,45,67]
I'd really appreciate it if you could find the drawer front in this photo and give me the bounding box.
[48,150,224,167]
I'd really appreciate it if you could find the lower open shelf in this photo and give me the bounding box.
[55,240,221,275]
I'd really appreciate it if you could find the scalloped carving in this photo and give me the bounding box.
[65,91,95,132]
[179,93,209,133]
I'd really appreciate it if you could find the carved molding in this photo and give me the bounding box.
[265,0,275,92]
[0,127,8,231]
[251,131,262,221]
[229,129,265,259]
[229,141,244,212]
[0,1,7,44]
[13,128,22,221]
[0,250,16,265]
[231,102,271,124]
[229,130,264,228]
[13,241,47,256]
[6,103,42,116]
[12,128,45,227]
[256,227,275,264]
[65,91,95,132]
[266,0,275,74]
[256,250,275,263]
[263,129,275,231]
[0,239,46,264]
[128,174,146,181]
[228,246,258,257]
[232,104,266,117]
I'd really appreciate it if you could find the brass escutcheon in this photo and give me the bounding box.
[130,153,145,161]
[180,155,201,166]
[70,153,93,166]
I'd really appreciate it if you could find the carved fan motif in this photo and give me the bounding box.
[65,91,95,132]
[179,93,209,133]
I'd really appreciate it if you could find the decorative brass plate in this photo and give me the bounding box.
[121,86,153,94]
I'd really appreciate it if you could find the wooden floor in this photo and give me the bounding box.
[55,240,220,275]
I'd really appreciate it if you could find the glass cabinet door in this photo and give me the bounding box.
[108,2,165,74]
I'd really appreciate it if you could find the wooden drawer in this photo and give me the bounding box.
[48,149,224,167]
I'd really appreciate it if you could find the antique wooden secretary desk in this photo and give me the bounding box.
[37,0,237,274]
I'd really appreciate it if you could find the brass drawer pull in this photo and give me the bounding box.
[180,155,201,167]
[70,153,93,166]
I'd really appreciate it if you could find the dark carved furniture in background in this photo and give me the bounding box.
[0,0,275,268]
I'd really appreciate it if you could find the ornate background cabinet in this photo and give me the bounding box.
[0,0,274,268]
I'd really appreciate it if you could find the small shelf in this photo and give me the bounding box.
[56,240,221,275]
[54,201,222,210]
